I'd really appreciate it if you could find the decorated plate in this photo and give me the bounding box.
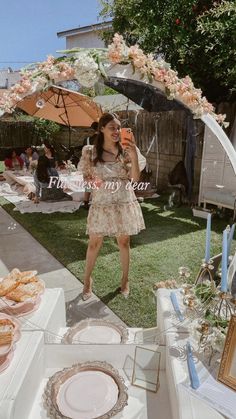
[0,350,14,373]
[62,319,128,344]
[0,280,44,316]
[0,313,21,344]
[43,361,128,419]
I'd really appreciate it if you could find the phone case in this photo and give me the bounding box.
[120,128,132,145]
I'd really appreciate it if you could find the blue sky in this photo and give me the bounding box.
[0,0,102,69]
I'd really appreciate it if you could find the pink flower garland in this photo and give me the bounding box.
[0,33,228,127]
[108,34,228,126]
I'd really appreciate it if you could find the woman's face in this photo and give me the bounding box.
[101,118,121,143]
[44,145,50,155]
[12,150,16,158]
[26,147,32,156]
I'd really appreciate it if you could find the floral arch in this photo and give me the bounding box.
[0,33,235,174]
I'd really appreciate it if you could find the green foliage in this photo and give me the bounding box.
[102,86,118,95]
[195,282,217,302]
[205,311,229,329]
[100,0,236,102]
[81,85,117,97]
[33,118,61,141]
[0,195,231,327]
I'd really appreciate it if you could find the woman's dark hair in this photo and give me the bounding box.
[90,121,99,131]
[44,141,55,157]
[36,156,50,183]
[94,113,123,164]
[5,149,17,159]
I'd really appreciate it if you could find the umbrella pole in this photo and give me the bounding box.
[68,126,71,148]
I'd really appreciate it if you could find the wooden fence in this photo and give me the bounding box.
[0,102,235,197]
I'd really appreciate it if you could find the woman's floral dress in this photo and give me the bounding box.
[78,145,146,236]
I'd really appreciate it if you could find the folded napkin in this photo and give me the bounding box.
[170,291,184,322]
[186,341,200,390]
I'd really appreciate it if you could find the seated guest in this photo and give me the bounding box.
[34,155,72,203]
[20,146,39,169]
[4,149,23,170]
[82,121,98,146]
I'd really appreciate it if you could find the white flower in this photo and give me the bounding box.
[74,53,100,88]
[178,266,191,277]
[210,328,226,353]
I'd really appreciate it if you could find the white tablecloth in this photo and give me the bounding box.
[17,288,66,337]
[3,170,85,194]
[2,170,85,213]
[156,288,234,419]
[156,288,189,343]
[0,332,44,419]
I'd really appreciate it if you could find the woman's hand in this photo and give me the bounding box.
[124,134,140,182]
[123,134,138,162]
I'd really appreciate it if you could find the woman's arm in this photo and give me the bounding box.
[124,135,140,182]
[4,158,12,169]
[17,156,24,169]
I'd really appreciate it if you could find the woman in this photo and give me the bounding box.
[4,149,23,170]
[20,146,39,169]
[34,142,72,203]
[79,113,146,300]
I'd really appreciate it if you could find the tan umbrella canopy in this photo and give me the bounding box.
[17,85,102,144]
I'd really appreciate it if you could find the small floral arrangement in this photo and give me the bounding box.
[0,34,228,127]
[153,279,178,290]
[64,160,76,173]
[190,318,227,356]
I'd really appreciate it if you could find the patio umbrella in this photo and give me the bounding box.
[17,85,102,145]
[105,77,195,197]
[104,78,192,114]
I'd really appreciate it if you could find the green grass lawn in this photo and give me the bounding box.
[0,196,233,327]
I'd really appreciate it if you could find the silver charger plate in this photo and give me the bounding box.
[62,319,129,344]
[43,361,128,419]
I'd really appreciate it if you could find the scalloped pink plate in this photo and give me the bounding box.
[57,370,119,419]
[0,350,14,373]
[0,341,12,357]
[0,280,44,316]
[0,313,21,357]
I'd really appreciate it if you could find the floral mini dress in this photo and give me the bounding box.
[78,145,146,237]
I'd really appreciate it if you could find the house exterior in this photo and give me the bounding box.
[0,68,20,89]
[57,21,112,49]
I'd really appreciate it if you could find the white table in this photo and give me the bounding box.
[17,288,66,338]
[156,288,189,343]
[0,331,44,419]
[3,170,85,196]
[156,288,235,419]
[28,344,171,419]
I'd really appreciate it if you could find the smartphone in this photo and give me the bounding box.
[120,128,133,147]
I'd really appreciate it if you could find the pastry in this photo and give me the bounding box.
[5,268,21,281]
[18,274,39,285]
[6,269,37,283]
[6,281,44,302]
[0,277,18,297]
[0,319,14,346]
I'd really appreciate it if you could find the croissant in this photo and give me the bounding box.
[6,281,44,302]
[0,278,18,297]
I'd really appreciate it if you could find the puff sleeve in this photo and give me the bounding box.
[77,145,94,180]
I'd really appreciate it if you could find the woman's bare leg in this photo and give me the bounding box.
[83,234,103,294]
[116,235,130,294]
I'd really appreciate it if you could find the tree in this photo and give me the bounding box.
[32,118,61,142]
[100,0,236,102]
